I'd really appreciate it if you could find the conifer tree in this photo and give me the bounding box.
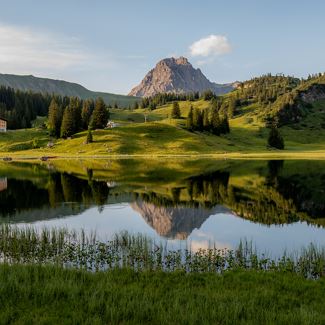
[60,106,74,138]
[203,109,210,130]
[267,125,284,149]
[211,108,221,135]
[193,108,203,131]
[48,98,62,137]
[171,101,181,119]
[81,99,94,129]
[220,115,230,134]
[227,98,237,118]
[69,97,82,133]
[90,97,109,129]
[186,105,194,130]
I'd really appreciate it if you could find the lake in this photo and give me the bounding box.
[0,159,324,257]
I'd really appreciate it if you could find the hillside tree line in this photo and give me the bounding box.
[0,86,51,129]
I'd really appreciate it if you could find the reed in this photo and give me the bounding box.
[0,225,324,278]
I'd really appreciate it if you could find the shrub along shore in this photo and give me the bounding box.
[0,225,325,277]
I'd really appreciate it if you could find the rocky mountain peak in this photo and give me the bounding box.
[128,57,234,97]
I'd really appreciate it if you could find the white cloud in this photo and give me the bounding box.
[0,23,91,74]
[189,34,232,58]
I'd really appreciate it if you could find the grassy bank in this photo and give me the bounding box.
[0,264,324,324]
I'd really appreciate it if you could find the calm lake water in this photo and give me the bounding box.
[0,159,324,256]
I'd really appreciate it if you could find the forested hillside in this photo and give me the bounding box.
[215,73,325,126]
[0,73,139,106]
[0,87,51,129]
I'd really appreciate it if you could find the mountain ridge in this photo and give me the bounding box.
[0,73,138,106]
[129,57,235,97]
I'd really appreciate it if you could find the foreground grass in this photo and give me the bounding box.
[0,264,324,324]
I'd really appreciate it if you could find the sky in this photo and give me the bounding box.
[0,0,324,95]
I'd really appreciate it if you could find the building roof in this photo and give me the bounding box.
[0,117,7,122]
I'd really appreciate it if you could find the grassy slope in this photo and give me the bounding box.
[0,264,324,324]
[0,100,324,158]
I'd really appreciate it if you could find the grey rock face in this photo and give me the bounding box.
[129,57,234,97]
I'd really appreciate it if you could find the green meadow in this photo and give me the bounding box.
[0,99,325,159]
[0,264,325,325]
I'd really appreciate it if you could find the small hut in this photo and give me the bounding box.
[0,117,7,132]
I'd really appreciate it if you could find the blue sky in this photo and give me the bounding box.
[0,0,324,94]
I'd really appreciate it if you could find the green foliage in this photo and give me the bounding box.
[90,97,109,129]
[171,101,181,119]
[268,126,285,149]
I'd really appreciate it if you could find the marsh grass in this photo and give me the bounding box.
[0,225,325,278]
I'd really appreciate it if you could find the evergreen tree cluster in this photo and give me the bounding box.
[140,92,200,110]
[48,97,109,138]
[186,106,230,135]
[0,86,51,129]
[216,74,315,125]
[236,74,300,106]
[201,89,217,101]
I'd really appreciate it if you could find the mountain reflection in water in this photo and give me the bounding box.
[0,159,324,242]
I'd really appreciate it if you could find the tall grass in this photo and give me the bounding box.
[0,225,324,278]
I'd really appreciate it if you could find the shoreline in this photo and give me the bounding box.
[0,151,325,161]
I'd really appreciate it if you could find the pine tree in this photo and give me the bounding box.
[210,108,221,135]
[81,99,94,129]
[220,115,230,134]
[203,109,210,130]
[69,97,82,133]
[193,108,203,131]
[186,105,194,130]
[267,125,284,149]
[60,106,74,138]
[91,98,109,129]
[227,98,237,118]
[48,98,62,137]
[171,101,181,119]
